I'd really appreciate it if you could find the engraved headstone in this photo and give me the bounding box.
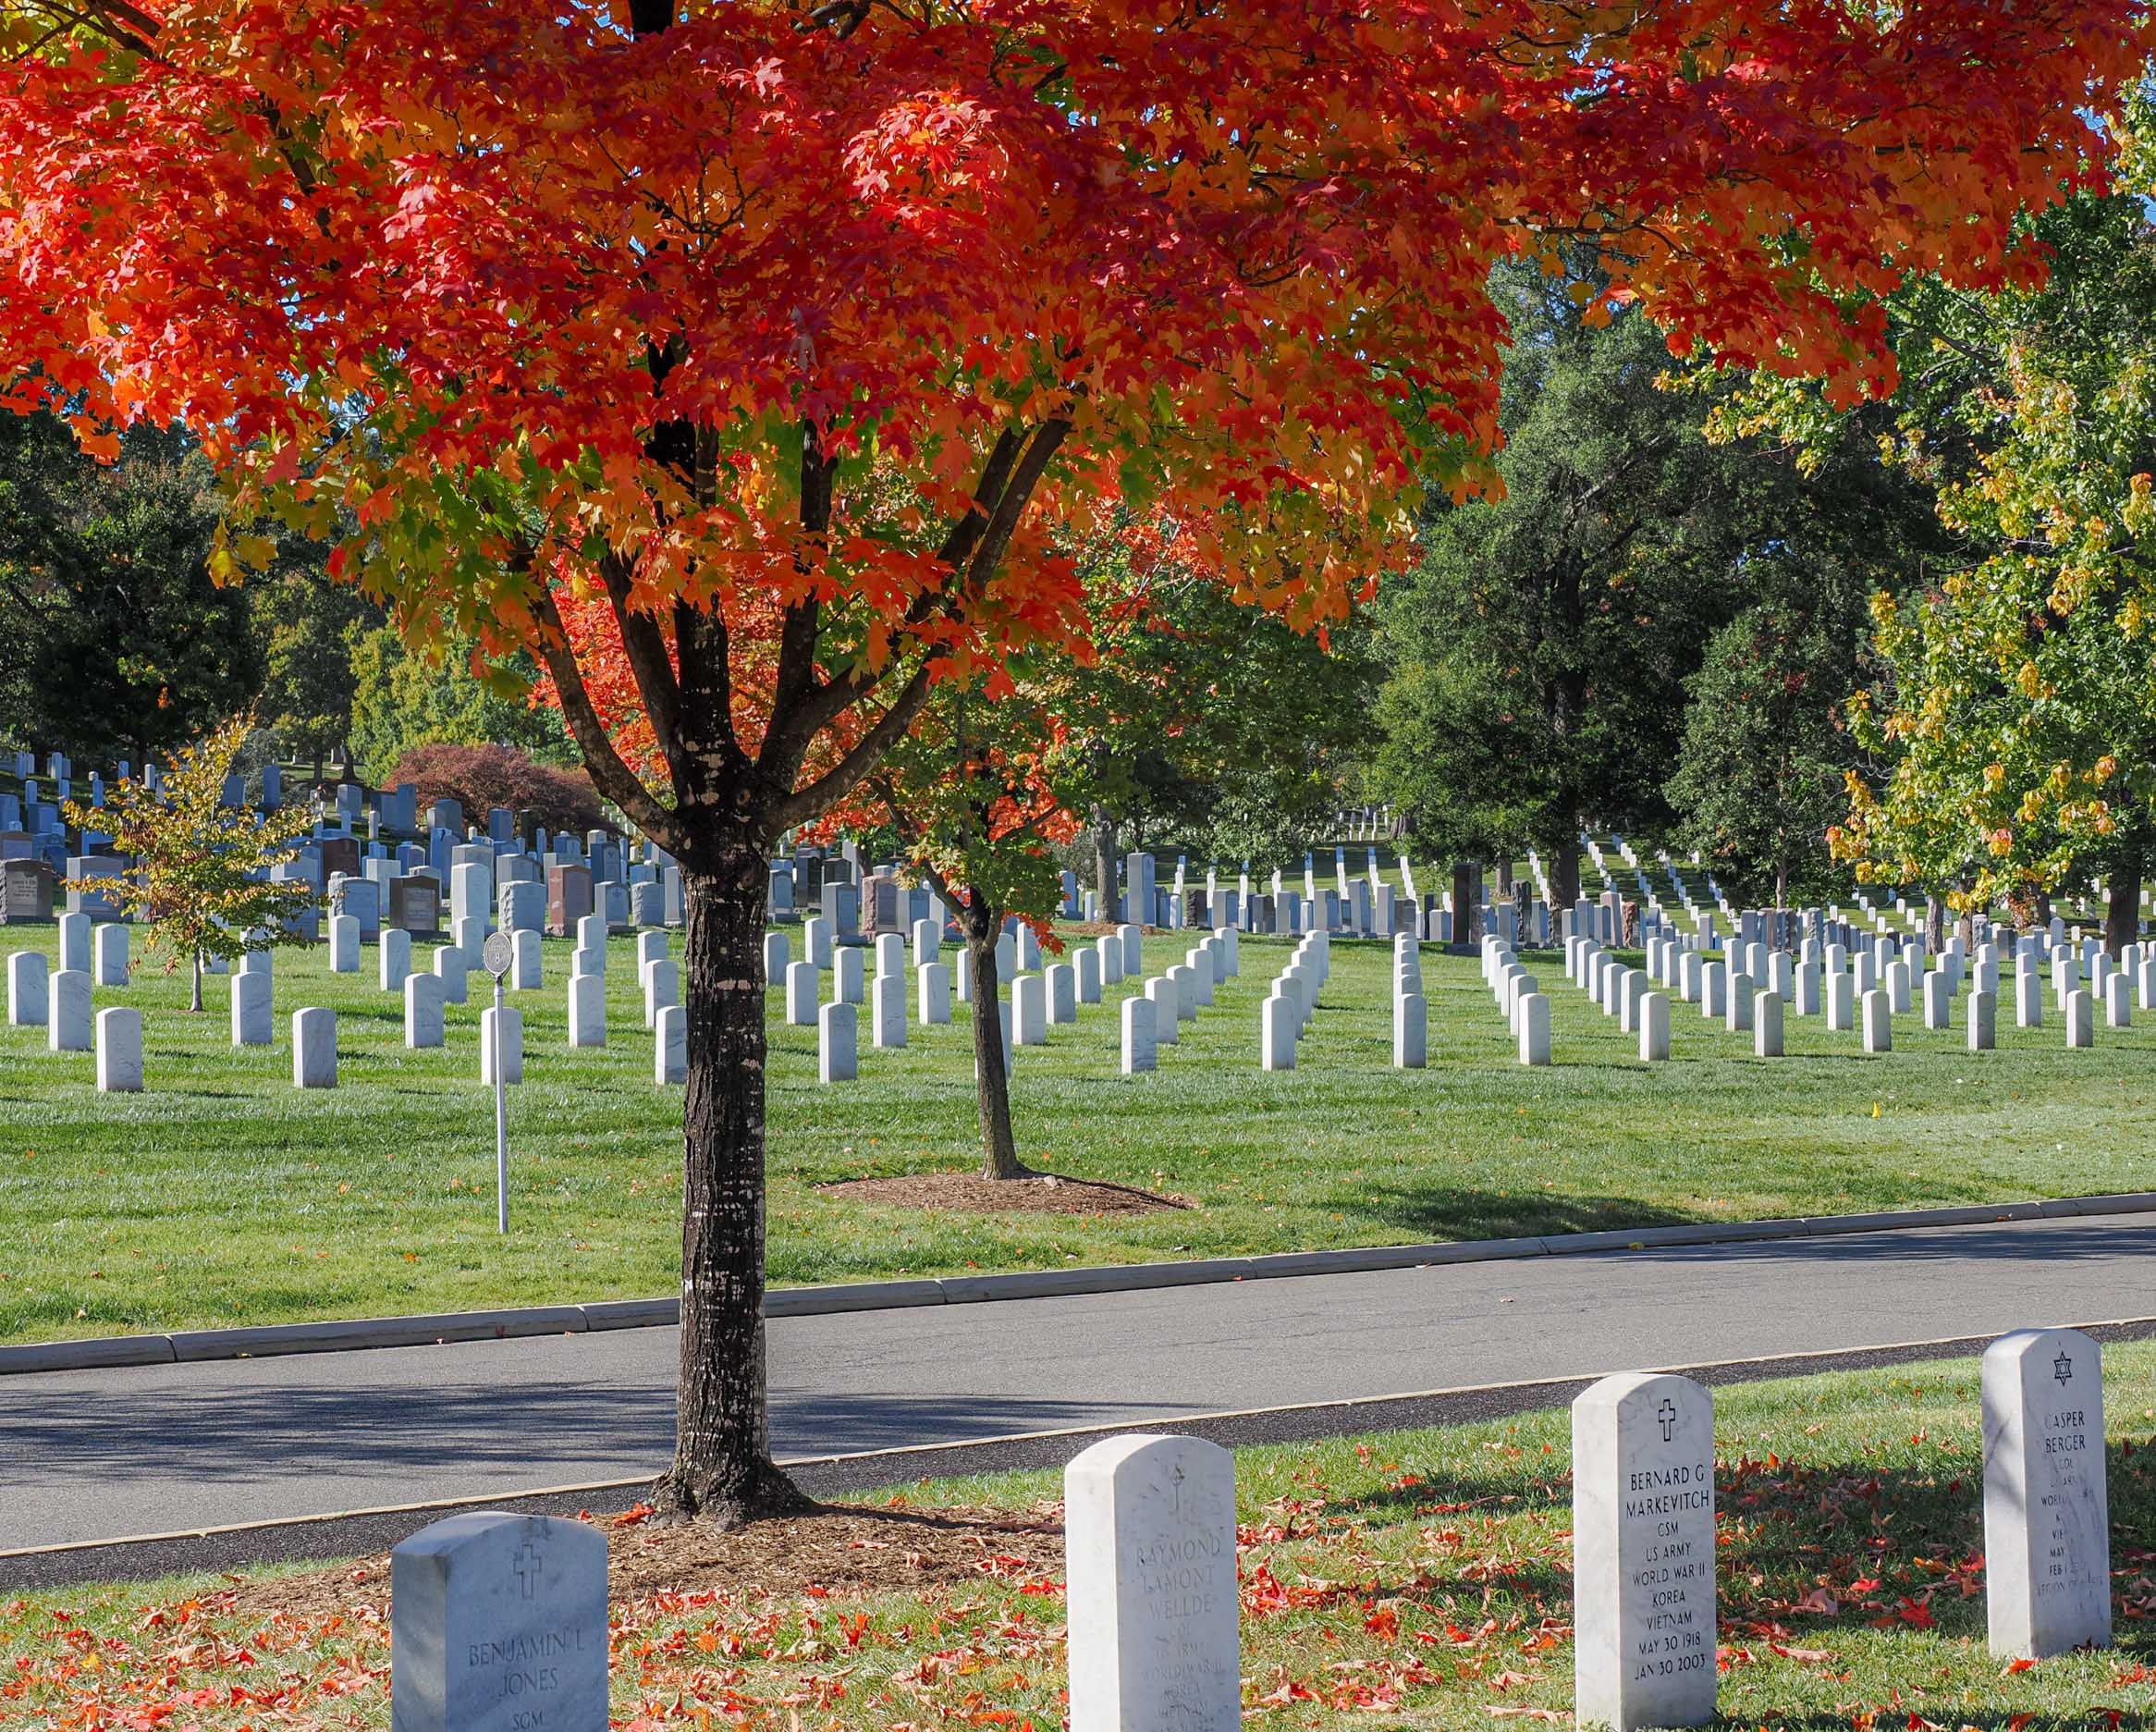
[1574,1371,1716,1730]
[389,874,442,937]
[389,1510,606,1732]
[0,857,55,923]
[1984,1327,2110,1659]
[1066,1432,1239,1732]
[545,863,594,937]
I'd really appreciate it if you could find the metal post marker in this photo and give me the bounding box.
[482,928,515,1233]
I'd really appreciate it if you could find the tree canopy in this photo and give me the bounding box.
[1,0,2141,1527]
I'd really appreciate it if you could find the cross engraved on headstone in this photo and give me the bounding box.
[514,1535,543,1601]
[1656,1398,1678,1443]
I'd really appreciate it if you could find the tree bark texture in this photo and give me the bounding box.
[658,853,810,1524]
[2106,854,2143,958]
[964,904,1023,1180]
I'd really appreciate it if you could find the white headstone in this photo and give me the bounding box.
[1014,973,1047,1045]
[328,914,360,975]
[918,959,951,1025]
[1393,990,1427,1068]
[93,923,129,988]
[1638,991,1669,1063]
[641,956,679,1029]
[1983,1328,2109,1660]
[819,1000,856,1082]
[655,1003,686,1086]
[1144,976,1179,1047]
[567,972,606,1048]
[405,972,447,1049]
[435,945,469,1005]
[292,1007,337,1087]
[389,1510,607,1732]
[1121,993,1157,1074]
[1860,987,1891,1052]
[511,928,543,991]
[835,945,865,1005]
[381,926,413,993]
[481,1005,524,1086]
[95,1005,142,1092]
[48,968,92,1052]
[232,969,274,1047]
[1261,993,1294,1070]
[56,912,90,974]
[1968,988,1997,1050]
[6,950,47,1027]
[872,968,907,1049]
[1753,989,1782,1058]
[1573,1371,1715,1730]
[1518,991,1550,1065]
[1066,1433,1240,1732]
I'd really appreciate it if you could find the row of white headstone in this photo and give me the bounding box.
[804,923,1158,1083]
[383,1325,2108,1732]
[1258,928,1329,1069]
[1123,925,1238,1073]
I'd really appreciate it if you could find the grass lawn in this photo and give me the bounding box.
[9,1345,2156,1727]
[3,921,2154,1345]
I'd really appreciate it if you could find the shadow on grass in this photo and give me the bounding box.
[1307,1437,2156,1659]
[1346,1184,1703,1240]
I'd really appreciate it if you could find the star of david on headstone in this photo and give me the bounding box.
[1656,1398,1678,1443]
[2054,1351,2075,1385]
[514,1535,545,1601]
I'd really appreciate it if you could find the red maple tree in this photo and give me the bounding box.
[0,0,2141,1523]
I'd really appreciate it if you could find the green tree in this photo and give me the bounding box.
[62,714,316,1011]
[347,624,570,785]
[1731,115,2156,952]
[1048,534,1378,903]
[1665,587,1865,907]
[0,415,260,766]
[1375,265,1946,912]
[255,561,383,781]
[859,688,1071,1181]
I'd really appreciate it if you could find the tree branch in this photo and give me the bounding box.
[529,584,686,852]
[597,549,686,780]
[769,658,937,834]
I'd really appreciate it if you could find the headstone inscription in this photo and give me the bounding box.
[1983,1328,2110,1660]
[1573,1371,1716,1731]
[0,857,55,923]
[1066,1432,1239,1732]
[389,874,442,936]
[389,1510,607,1732]
[545,864,594,936]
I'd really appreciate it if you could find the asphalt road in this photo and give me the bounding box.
[4,1211,2153,1583]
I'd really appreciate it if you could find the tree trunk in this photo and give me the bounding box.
[190,952,202,1013]
[965,915,1024,1180]
[1091,806,1118,920]
[1774,858,1788,911]
[1548,841,1580,925]
[1494,855,1513,900]
[1925,895,1946,953]
[658,850,808,1525]
[2106,853,2142,958]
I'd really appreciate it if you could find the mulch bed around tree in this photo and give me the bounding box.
[222,1501,1068,1625]
[815,1172,1190,1215]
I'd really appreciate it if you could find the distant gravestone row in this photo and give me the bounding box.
[5,922,685,1093]
[381,1325,2110,1732]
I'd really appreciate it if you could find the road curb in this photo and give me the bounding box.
[9,1191,2156,1376]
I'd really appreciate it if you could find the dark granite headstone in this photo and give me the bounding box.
[546,863,594,936]
[0,858,55,923]
[388,873,441,936]
[320,835,361,881]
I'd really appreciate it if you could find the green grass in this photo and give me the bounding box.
[10,1345,2156,1726]
[2,923,2153,1344]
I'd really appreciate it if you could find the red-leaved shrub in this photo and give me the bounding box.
[384,743,608,840]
